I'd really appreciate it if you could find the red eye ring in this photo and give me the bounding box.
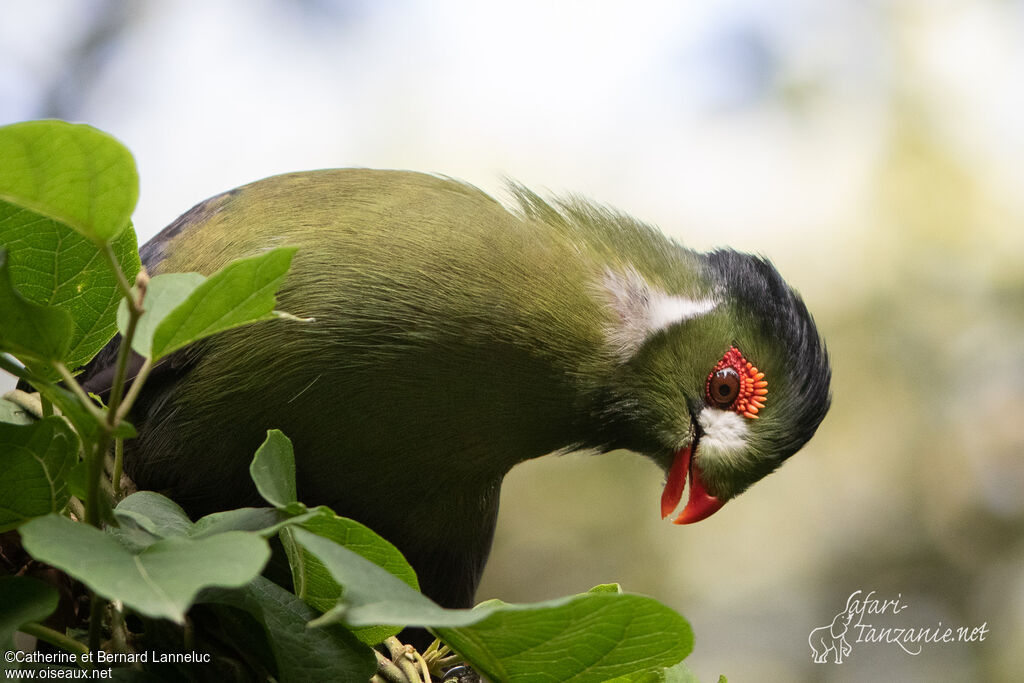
[705,346,768,419]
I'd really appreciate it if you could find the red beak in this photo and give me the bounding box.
[660,443,725,524]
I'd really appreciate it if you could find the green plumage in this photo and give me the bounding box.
[90,169,830,609]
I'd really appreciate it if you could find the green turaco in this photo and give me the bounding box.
[81,169,831,610]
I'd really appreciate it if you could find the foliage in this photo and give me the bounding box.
[0,120,712,681]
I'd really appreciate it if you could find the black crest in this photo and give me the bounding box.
[706,249,832,460]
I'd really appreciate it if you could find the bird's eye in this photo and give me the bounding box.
[709,368,740,408]
[704,346,769,418]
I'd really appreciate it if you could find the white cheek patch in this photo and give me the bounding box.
[696,407,750,467]
[601,267,718,359]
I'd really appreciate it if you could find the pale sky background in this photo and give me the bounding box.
[3,2,1024,680]
[3,1,1022,261]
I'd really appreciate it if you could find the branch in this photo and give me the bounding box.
[19,622,90,664]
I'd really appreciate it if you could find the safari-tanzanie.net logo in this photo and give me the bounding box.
[808,590,989,664]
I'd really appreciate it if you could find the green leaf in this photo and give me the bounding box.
[0,417,78,531]
[435,595,694,683]
[65,461,88,500]
[295,530,692,682]
[289,513,420,601]
[0,120,138,242]
[113,491,324,549]
[0,248,73,362]
[0,392,36,425]
[0,202,141,370]
[589,582,623,594]
[114,491,194,538]
[108,492,195,554]
[188,507,288,539]
[117,272,205,358]
[110,493,318,563]
[149,247,298,360]
[191,602,280,679]
[114,490,295,540]
[605,660,701,683]
[283,513,419,645]
[0,576,60,671]
[250,429,297,508]
[292,528,458,629]
[20,514,270,623]
[201,577,376,682]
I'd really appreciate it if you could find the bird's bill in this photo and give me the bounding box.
[660,444,725,524]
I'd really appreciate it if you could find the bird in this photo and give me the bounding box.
[79,169,831,611]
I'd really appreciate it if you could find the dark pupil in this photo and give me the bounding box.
[711,368,739,406]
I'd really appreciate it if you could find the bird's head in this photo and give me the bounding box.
[603,248,831,525]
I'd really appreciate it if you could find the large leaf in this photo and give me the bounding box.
[283,513,419,645]
[20,514,270,623]
[287,511,421,609]
[0,120,138,242]
[0,417,78,531]
[294,528,479,628]
[0,248,73,363]
[188,507,290,539]
[201,577,376,683]
[0,392,36,426]
[0,202,141,370]
[434,595,694,683]
[113,491,195,539]
[295,530,693,682]
[108,488,376,679]
[148,247,298,360]
[113,490,293,543]
[0,577,60,673]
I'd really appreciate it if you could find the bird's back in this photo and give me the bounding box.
[99,169,625,608]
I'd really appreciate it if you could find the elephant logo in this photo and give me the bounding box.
[809,593,857,664]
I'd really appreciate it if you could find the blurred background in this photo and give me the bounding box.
[2,1,1022,680]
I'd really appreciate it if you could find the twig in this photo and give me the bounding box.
[100,243,138,304]
[104,265,148,434]
[109,600,130,654]
[375,649,410,683]
[87,592,106,656]
[52,362,107,424]
[385,637,430,682]
[112,438,124,498]
[19,622,90,665]
[84,433,111,528]
[67,496,85,521]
